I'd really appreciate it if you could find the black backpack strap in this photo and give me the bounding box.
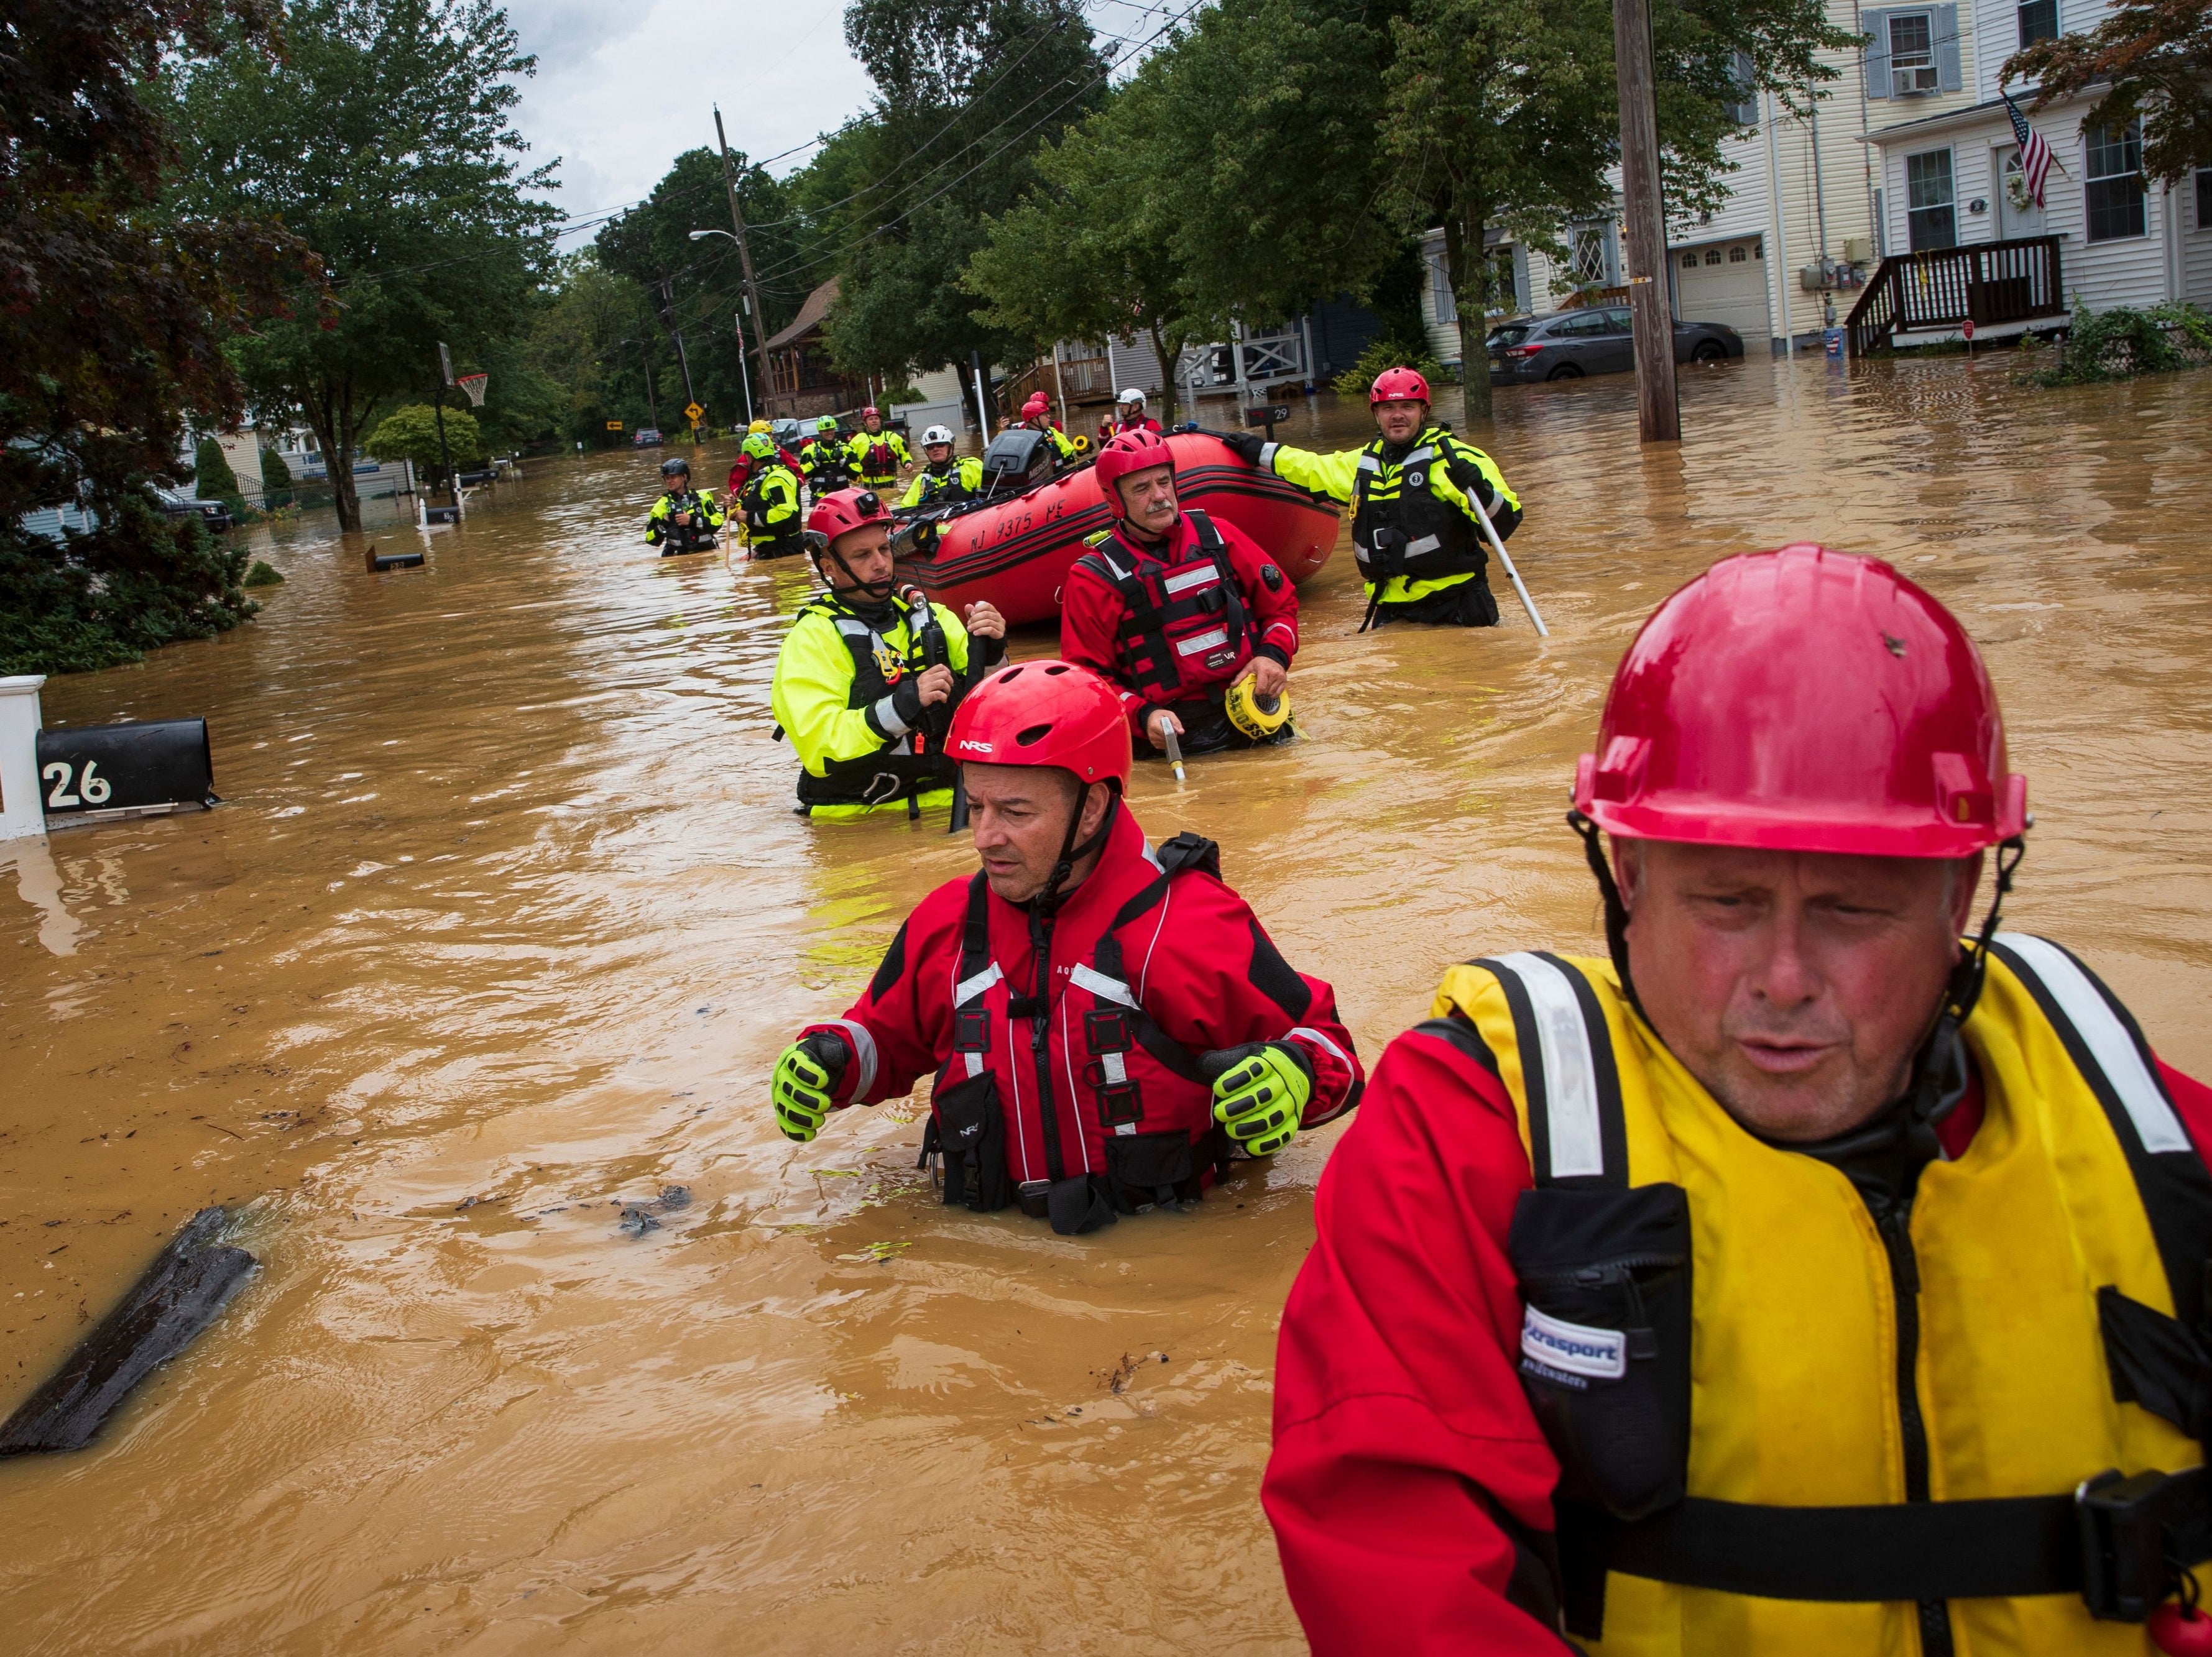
[1182,508,1251,650]
[1077,838,1224,1089]
[1470,952,1628,1190]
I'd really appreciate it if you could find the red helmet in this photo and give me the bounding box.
[860,405,880,420]
[947,659,1131,788]
[806,487,892,550]
[1369,366,1431,406]
[1094,429,1174,520]
[1021,392,1051,420]
[1575,546,2027,858]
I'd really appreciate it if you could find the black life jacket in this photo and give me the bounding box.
[792,595,956,807]
[741,464,796,541]
[1073,508,1251,699]
[914,461,971,505]
[1350,429,1492,586]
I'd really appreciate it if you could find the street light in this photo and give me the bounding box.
[689,229,757,425]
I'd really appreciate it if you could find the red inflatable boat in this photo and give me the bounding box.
[895,431,1340,627]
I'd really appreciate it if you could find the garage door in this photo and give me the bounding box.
[1674,238,1771,341]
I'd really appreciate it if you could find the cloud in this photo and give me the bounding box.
[504,0,877,233]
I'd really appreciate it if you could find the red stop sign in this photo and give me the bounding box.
[1963,318,1976,340]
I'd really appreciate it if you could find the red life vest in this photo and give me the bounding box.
[1073,509,1253,699]
[924,829,1227,1234]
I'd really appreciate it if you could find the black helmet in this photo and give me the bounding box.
[660,457,690,479]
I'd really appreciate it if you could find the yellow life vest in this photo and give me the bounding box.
[1429,934,2212,1656]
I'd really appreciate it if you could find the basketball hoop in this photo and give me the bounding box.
[457,372,489,408]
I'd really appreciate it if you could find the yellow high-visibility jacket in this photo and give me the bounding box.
[644,487,724,549]
[842,429,911,489]
[1266,425,1518,605]
[1431,937,2210,1655]
[900,456,985,508]
[770,590,975,820]
[739,464,803,555]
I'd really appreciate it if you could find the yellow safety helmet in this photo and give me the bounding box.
[749,418,772,434]
[1224,676,1291,741]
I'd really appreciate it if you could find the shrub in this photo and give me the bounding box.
[2019,301,2212,386]
[1332,336,1446,400]
[259,447,294,510]
[242,559,285,587]
[193,436,250,519]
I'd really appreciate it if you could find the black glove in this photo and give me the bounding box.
[1219,430,1267,466]
[890,674,927,730]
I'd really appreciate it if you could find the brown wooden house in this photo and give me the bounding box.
[762,278,869,421]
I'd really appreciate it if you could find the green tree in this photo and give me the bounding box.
[165,0,558,530]
[1,0,312,675]
[819,0,1110,382]
[516,254,664,446]
[364,403,484,481]
[2006,0,2212,186]
[259,445,295,508]
[193,436,247,517]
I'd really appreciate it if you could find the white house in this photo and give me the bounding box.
[1861,0,2212,341]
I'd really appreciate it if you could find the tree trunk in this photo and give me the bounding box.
[1146,318,1176,428]
[1448,198,1494,423]
[298,381,361,533]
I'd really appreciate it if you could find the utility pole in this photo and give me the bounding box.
[734,311,755,425]
[1613,0,1680,442]
[658,273,699,437]
[713,106,773,408]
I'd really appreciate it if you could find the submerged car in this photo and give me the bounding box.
[152,484,232,533]
[633,427,664,447]
[1488,307,1744,383]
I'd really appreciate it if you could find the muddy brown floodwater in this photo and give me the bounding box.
[4,356,2211,1651]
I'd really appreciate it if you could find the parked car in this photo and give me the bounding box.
[1488,307,1743,383]
[769,418,804,448]
[633,427,664,447]
[152,484,232,532]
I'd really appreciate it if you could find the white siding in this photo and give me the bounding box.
[2182,171,2212,304]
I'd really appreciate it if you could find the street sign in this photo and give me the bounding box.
[1962,318,1976,340]
[684,402,705,424]
[606,420,624,431]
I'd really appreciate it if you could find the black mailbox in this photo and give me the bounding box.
[37,719,217,820]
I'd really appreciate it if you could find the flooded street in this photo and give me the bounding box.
[6,354,2211,1651]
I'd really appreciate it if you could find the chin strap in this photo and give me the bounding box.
[1567,809,1646,1021]
[1034,784,1120,918]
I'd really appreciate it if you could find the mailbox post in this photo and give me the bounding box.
[0,675,46,842]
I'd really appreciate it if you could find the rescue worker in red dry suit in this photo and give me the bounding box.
[1102,387,1162,439]
[1222,365,1520,628]
[1061,429,1302,758]
[768,659,1362,1235]
[1265,545,2212,1656]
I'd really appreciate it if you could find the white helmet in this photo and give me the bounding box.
[1117,388,1146,409]
[921,424,956,446]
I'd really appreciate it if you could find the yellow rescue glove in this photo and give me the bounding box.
[772,1034,848,1142]
[1204,1040,1313,1157]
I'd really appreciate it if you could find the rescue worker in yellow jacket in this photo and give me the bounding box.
[735,433,803,558]
[769,488,1005,820]
[1221,365,1519,627]
[1019,392,1081,465]
[842,406,911,492]
[643,455,724,554]
[798,416,845,502]
[900,425,984,508]
[1266,544,2212,1656]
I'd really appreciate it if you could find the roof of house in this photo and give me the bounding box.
[763,278,839,352]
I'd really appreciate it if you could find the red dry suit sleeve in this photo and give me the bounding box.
[1057,558,1156,741]
[798,878,969,1109]
[1125,868,1362,1124]
[1215,515,1299,668]
[1264,1025,1572,1656]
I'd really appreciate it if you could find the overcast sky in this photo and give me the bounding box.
[502,1,1191,247]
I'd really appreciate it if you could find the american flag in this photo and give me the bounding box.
[2004,91,2055,209]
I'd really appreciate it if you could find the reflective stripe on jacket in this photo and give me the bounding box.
[740,463,802,552]
[802,806,1362,1209]
[769,592,974,810]
[645,487,724,548]
[1267,427,1519,604]
[1416,939,2212,1655]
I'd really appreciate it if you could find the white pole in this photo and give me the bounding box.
[972,363,991,438]
[1764,90,1794,357]
[0,674,48,842]
[1470,505,1549,637]
[1051,339,1069,431]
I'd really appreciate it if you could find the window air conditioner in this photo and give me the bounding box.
[1892,64,1939,95]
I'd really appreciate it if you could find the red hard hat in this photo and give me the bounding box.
[1021,392,1051,420]
[806,487,892,549]
[860,405,880,420]
[947,659,1131,788]
[1094,429,1174,520]
[1370,366,1431,405]
[1576,546,2027,858]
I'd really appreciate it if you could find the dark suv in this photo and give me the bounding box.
[1489,307,1743,383]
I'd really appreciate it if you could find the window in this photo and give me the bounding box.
[1889,12,1938,94]
[1704,249,1723,265]
[1682,252,1699,270]
[1729,246,1749,262]
[2199,169,2212,230]
[2085,121,2147,242]
[1602,308,1635,333]
[1487,247,1519,314]
[1907,149,1957,249]
[1570,225,1612,288]
[1728,51,1759,126]
[2017,0,2056,47]
[1553,313,1613,337]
